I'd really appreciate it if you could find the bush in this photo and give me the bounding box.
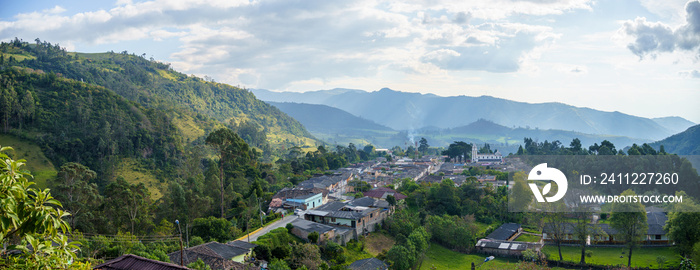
[190,236,204,247]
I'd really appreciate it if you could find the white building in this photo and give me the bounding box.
[471,143,503,163]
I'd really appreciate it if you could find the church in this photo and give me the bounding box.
[471,143,503,163]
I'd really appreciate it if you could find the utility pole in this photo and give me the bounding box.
[176,220,183,266]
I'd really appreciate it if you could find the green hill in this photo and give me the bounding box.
[651,124,700,155]
[0,134,56,188]
[0,39,318,192]
[1,39,317,151]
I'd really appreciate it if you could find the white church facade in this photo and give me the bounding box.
[471,143,503,163]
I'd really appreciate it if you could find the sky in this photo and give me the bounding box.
[1,0,699,123]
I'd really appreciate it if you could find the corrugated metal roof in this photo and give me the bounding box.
[93,254,191,270]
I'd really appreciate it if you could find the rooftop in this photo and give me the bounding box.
[486,223,520,241]
[348,257,388,270]
[291,218,335,234]
[93,254,191,270]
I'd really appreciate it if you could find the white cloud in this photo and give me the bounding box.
[0,0,589,89]
[679,69,700,78]
[620,0,700,59]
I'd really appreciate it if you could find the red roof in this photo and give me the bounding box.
[363,187,407,200]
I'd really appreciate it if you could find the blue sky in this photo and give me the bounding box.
[2,0,699,123]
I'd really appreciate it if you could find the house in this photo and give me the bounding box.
[93,254,191,270]
[304,198,390,239]
[363,187,407,201]
[476,175,497,183]
[298,172,353,193]
[475,239,542,257]
[645,208,670,245]
[270,188,329,211]
[225,240,258,261]
[486,223,521,241]
[287,192,324,210]
[290,218,337,243]
[167,242,254,270]
[348,257,388,270]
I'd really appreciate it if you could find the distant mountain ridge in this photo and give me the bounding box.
[651,124,700,155]
[252,88,694,141]
[267,102,392,132]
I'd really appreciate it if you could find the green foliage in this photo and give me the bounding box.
[680,258,697,270]
[657,255,668,269]
[190,236,204,247]
[320,241,346,264]
[50,162,101,232]
[665,193,700,256]
[308,231,320,244]
[190,216,240,243]
[0,146,82,269]
[103,177,154,234]
[187,258,212,270]
[386,245,413,270]
[289,242,322,270]
[610,190,648,268]
[522,249,538,261]
[269,258,292,270]
[425,215,477,253]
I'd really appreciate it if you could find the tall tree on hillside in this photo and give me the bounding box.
[610,189,648,267]
[104,177,153,234]
[206,128,247,218]
[0,86,17,132]
[51,162,101,231]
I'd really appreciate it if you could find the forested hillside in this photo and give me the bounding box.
[0,39,370,257]
[1,39,317,152]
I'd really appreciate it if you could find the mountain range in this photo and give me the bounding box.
[252,88,695,142]
[266,101,657,153]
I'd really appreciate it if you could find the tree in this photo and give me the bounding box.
[610,189,648,267]
[509,171,533,212]
[104,177,153,234]
[387,195,396,206]
[289,242,321,270]
[18,90,34,130]
[572,208,605,265]
[386,245,414,270]
[418,137,429,155]
[0,146,83,269]
[308,231,320,244]
[0,86,17,132]
[51,162,101,231]
[191,216,240,243]
[206,128,249,218]
[665,192,700,256]
[543,202,569,261]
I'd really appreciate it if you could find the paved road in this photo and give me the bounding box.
[239,214,299,242]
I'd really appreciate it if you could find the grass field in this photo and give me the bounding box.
[115,158,165,200]
[474,221,499,237]
[420,244,567,270]
[515,233,541,243]
[542,245,681,269]
[364,233,396,256]
[0,134,57,188]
